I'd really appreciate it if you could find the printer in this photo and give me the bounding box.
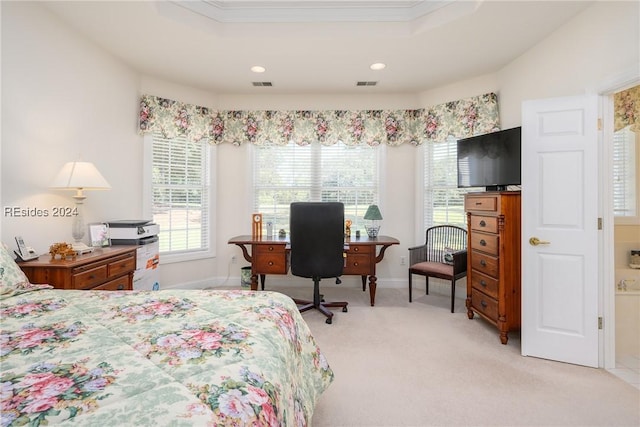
[108,220,160,290]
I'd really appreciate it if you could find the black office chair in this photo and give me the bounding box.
[290,202,348,324]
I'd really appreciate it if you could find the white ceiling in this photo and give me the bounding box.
[42,1,593,95]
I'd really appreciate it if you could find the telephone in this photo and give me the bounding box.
[14,236,39,261]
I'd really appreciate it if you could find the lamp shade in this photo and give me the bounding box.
[363,204,383,221]
[50,161,111,190]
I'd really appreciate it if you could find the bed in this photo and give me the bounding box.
[0,245,333,426]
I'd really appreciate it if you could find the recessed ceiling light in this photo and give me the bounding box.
[251,65,266,73]
[370,62,386,71]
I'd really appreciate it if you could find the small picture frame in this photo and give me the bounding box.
[89,223,111,247]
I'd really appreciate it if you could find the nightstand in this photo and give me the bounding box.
[17,246,138,291]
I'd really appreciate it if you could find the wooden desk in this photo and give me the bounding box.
[228,235,399,306]
[17,246,138,291]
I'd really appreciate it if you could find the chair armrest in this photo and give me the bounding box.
[408,244,428,265]
[452,249,468,274]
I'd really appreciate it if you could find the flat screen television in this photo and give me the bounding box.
[457,127,521,191]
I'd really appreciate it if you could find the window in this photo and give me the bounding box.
[422,136,480,230]
[613,125,637,220]
[253,141,380,232]
[144,133,213,260]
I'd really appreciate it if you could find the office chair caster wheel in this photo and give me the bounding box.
[342,306,348,312]
[325,317,333,324]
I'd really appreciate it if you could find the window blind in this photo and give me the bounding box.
[151,133,210,254]
[612,126,637,217]
[423,136,479,229]
[253,141,379,233]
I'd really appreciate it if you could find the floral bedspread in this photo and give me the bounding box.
[0,287,333,426]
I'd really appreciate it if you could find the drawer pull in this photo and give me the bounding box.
[480,260,487,267]
[475,202,482,205]
[480,280,487,287]
[268,246,274,251]
[117,285,124,290]
[353,247,359,252]
[353,262,359,266]
[479,220,486,227]
[479,239,486,246]
[268,261,274,266]
[481,300,487,308]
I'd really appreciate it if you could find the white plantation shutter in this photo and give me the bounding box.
[151,133,210,255]
[613,126,637,218]
[423,136,479,229]
[253,141,379,232]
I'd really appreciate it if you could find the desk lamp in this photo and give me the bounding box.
[363,204,383,238]
[51,161,111,253]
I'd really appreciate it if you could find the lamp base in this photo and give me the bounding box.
[365,225,380,238]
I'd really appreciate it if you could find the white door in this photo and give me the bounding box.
[521,95,600,367]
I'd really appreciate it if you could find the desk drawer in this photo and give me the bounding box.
[108,254,136,278]
[72,265,108,289]
[470,251,499,278]
[471,288,498,322]
[346,244,373,255]
[343,254,371,275]
[254,244,288,274]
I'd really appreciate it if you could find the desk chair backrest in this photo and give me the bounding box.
[290,202,345,279]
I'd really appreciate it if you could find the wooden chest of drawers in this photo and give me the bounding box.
[18,246,137,291]
[465,191,521,344]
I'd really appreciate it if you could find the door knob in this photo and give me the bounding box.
[529,237,551,246]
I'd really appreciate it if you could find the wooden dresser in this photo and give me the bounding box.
[464,191,521,344]
[18,246,137,291]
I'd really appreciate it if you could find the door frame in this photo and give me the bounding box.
[596,66,640,369]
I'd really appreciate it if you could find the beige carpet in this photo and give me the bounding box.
[261,283,639,427]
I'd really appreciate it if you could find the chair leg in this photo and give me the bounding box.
[450,278,456,313]
[408,272,413,302]
[425,277,429,295]
[294,277,348,324]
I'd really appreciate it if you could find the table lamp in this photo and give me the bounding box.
[363,204,383,238]
[51,161,111,253]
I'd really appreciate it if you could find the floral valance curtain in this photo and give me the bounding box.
[614,85,639,132]
[138,92,499,146]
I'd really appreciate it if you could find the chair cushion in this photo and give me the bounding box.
[410,261,453,276]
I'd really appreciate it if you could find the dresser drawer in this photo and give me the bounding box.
[470,232,499,255]
[72,265,108,289]
[471,288,498,321]
[93,275,131,291]
[471,271,499,299]
[465,195,498,212]
[108,254,136,278]
[470,215,498,233]
[254,244,288,274]
[471,251,499,278]
[343,254,371,275]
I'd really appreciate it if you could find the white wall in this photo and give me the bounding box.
[1,2,140,255]
[497,1,639,128]
[2,1,638,290]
